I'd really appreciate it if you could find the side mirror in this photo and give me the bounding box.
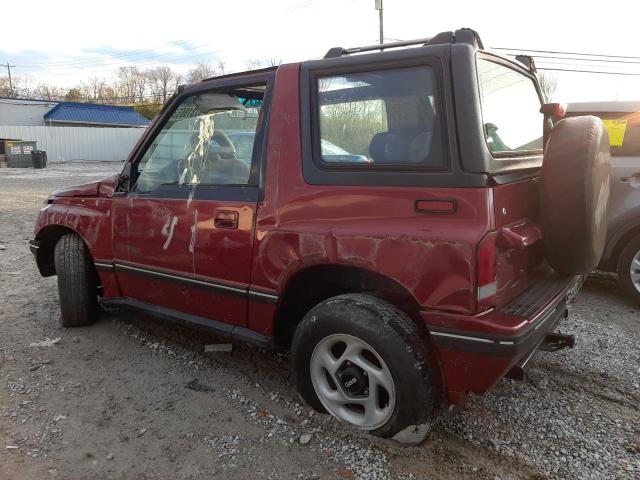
[540,103,567,151]
[116,162,132,194]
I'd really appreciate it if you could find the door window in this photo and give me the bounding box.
[477,59,543,154]
[134,88,266,193]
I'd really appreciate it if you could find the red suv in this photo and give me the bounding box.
[30,29,611,442]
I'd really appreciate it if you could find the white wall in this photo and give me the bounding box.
[0,125,146,162]
[0,99,57,126]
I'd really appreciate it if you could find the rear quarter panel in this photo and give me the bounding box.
[249,64,492,334]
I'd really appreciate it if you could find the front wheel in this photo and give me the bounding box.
[617,235,640,305]
[53,233,99,327]
[291,294,442,443]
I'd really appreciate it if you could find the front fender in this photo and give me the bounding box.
[33,198,114,275]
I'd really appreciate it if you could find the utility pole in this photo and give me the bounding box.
[375,0,384,44]
[4,62,15,96]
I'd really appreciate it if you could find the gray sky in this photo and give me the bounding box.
[2,0,638,102]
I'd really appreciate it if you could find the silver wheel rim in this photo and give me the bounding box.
[310,334,396,430]
[631,249,640,293]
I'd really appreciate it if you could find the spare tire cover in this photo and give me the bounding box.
[541,116,611,275]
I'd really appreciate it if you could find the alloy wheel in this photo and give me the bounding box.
[309,334,395,430]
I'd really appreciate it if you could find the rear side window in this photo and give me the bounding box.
[477,59,543,155]
[315,66,445,169]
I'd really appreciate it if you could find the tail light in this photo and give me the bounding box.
[477,231,498,310]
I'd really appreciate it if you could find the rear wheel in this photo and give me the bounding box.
[291,294,442,443]
[53,233,99,327]
[617,235,640,305]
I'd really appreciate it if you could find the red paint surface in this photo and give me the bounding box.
[112,196,256,326]
[435,348,513,404]
[32,64,561,407]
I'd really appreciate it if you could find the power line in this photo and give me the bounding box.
[515,54,640,65]
[18,40,192,67]
[15,43,215,72]
[496,49,640,76]
[533,58,640,73]
[537,67,640,76]
[493,46,640,61]
[532,58,640,70]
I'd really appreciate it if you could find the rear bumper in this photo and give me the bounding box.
[422,273,585,405]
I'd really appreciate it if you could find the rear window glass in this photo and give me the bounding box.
[315,65,446,168]
[566,112,640,157]
[477,59,543,155]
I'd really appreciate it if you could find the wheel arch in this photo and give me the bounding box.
[606,222,640,272]
[272,264,427,349]
[35,225,93,276]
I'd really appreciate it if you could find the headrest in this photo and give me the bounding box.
[369,132,408,164]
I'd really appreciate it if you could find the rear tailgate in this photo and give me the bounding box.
[490,177,547,310]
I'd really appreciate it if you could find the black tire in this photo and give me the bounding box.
[541,116,611,274]
[291,293,442,442]
[53,233,99,327]
[617,235,640,305]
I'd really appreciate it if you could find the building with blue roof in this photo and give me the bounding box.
[0,96,150,128]
[43,102,150,128]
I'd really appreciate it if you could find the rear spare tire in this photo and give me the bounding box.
[541,116,611,274]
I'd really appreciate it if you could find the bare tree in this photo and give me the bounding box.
[146,65,181,103]
[0,75,32,98]
[245,59,263,71]
[188,62,217,83]
[266,57,282,67]
[116,66,147,103]
[538,72,558,102]
[0,76,15,97]
[33,84,64,101]
[217,60,227,75]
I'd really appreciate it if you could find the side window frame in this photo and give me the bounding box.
[124,71,275,201]
[300,50,459,187]
[475,53,544,160]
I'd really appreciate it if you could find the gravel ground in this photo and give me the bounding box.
[0,162,638,480]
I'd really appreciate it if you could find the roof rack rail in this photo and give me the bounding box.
[324,38,432,59]
[324,28,483,59]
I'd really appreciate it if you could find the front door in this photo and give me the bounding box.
[112,76,272,326]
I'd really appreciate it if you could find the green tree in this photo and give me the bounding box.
[65,88,83,102]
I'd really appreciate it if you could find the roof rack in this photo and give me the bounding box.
[324,28,484,59]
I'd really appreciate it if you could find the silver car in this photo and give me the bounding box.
[567,101,640,304]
